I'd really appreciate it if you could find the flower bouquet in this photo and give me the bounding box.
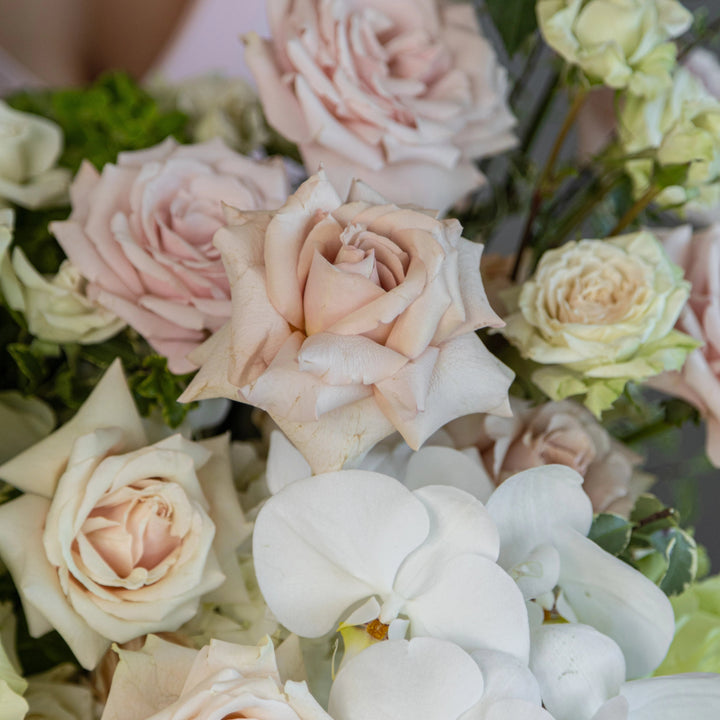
[1,0,720,718]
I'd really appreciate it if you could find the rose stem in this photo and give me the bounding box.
[511,88,588,281]
[608,185,662,236]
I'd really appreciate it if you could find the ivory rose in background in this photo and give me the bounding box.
[650,224,720,467]
[1,208,125,345]
[101,635,329,720]
[181,171,513,472]
[445,398,653,515]
[537,0,692,97]
[620,67,720,212]
[0,101,70,210]
[51,138,288,373]
[500,231,696,416]
[245,0,516,212]
[0,361,247,669]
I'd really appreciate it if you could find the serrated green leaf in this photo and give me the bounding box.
[484,0,538,56]
[650,527,698,596]
[589,513,633,556]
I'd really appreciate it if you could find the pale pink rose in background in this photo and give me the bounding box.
[245,0,516,213]
[51,138,289,373]
[649,224,720,466]
[101,635,328,720]
[181,171,513,473]
[0,361,248,670]
[445,398,653,515]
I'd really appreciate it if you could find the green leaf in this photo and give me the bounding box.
[130,356,195,428]
[484,0,538,56]
[588,513,633,556]
[650,527,698,596]
[653,162,691,189]
[630,493,678,534]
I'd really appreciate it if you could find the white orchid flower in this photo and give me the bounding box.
[485,465,674,678]
[530,622,720,720]
[328,637,553,720]
[253,470,529,661]
[265,426,494,501]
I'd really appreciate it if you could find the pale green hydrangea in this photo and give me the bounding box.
[500,231,697,415]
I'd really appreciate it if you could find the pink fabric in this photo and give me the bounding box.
[148,0,269,83]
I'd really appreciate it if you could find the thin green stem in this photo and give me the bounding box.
[549,172,623,245]
[609,185,661,235]
[538,89,588,189]
[511,88,587,280]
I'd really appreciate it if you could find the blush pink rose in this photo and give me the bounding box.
[245,0,516,213]
[50,138,289,373]
[649,224,720,466]
[445,398,653,516]
[180,171,513,473]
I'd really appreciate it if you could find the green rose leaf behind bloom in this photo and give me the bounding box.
[486,0,538,56]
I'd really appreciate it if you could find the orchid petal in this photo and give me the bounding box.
[529,623,626,720]
[555,528,674,679]
[252,471,430,637]
[328,638,484,720]
[486,465,593,571]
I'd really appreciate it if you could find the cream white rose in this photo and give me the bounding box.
[0,206,124,344]
[500,231,696,414]
[537,0,692,96]
[23,665,96,720]
[0,360,248,670]
[620,67,720,210]
[101,635,329,720]
[0,101,70,209]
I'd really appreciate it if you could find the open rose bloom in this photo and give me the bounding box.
[0,361,247,670]
[181,171,513,472]
[51,138,288,373]
[245,0,516,212]
[102,635,329,720]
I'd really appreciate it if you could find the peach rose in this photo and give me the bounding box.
[445,398,653,515]
[50,138,288,373]
[101,635,328,720]
[181,172,513,472]
[650,224,720,466]
[245,0,516,213]
[0,361,248,670]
